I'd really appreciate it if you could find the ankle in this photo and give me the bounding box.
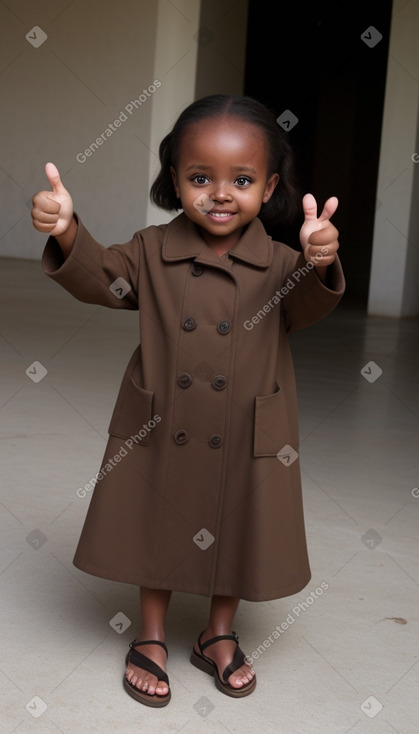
[203,624,233,639]
[137,627,165,642]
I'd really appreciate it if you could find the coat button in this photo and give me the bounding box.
[178,372,193,388]
[191,262,204,276]
[209,433,223,448]
[217,319,232,334]
[174,429,189,445]
[212,375,227,390]
[183,315,197,331]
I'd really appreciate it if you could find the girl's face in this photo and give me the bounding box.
[170,117,279,251]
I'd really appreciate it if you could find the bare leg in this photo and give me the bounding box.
[125,587,172,696]
[193,595,255,688]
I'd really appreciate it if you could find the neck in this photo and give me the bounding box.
[197,226,244,255]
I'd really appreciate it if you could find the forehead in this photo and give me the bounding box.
[177,117,268,169]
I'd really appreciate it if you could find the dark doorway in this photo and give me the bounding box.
[243,1,393,309]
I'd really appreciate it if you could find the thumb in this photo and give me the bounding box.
[45,162,65,194]
[302,193,318,222]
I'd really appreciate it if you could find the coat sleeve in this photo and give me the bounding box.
[41,213,141,309]
[281,249,346,333]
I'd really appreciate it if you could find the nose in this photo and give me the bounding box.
[211,181,232,202]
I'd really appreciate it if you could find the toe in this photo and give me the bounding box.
[156,682,169,696]
[126,665,168,697]
[228,664,255,688]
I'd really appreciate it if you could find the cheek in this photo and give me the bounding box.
[241,186,268,206]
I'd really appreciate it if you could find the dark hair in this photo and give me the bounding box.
[150,94,301,226]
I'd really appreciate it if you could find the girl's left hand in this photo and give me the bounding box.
[299,193,340,267]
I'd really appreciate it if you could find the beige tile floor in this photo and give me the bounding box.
[1,256,418,734]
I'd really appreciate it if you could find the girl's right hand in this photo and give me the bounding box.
[31,162,74,237]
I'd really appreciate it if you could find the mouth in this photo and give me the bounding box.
[206,210,236,222]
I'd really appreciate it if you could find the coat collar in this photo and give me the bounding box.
[161,213,273,268]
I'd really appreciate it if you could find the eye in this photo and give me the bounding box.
[235,176,252,187]
[192,174,210,185]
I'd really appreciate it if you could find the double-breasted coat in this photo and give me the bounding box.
[42,212,345,601]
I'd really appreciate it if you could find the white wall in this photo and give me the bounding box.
[146,0,200,226]
[0,0,249,258]
[368,0,419,317]
[1,0,159,256]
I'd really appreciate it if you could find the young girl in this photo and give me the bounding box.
[32,94,345,707]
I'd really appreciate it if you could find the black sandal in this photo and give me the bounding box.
[190,630,256,698]
[123,639,171,707]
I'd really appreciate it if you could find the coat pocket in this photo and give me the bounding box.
[253,385,295,457]
[108,375,154,446]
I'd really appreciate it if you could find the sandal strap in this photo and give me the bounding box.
[128,649,169,685]
[222,643,247,683]
[129,638,168,657]
[196,631,250,685]
[198,630,239,654]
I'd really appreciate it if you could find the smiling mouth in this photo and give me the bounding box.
[208,211,236,218]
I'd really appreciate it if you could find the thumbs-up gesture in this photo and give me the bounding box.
[31,163,74,237]
[299,193,339,267]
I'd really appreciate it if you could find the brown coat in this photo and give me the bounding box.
[42,212,345,601]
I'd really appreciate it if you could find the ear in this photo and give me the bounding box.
[170,166,180,198]
[262,173,279,203]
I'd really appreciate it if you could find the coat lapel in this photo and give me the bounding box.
[162,213,273,268]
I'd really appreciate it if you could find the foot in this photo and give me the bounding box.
[125,639,169,697]
[194,628,255,689]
